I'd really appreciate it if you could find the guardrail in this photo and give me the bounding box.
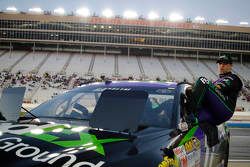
[230,112,250,121]
[226,112,250,128]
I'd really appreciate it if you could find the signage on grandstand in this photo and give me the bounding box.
[90,17,198,29]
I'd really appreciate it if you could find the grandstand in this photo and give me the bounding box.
[118,55,142,79]
[3,50,249,82]
[0,12,250,110]
[65,53,92,77]
[162,56,193,82]
[92,54,115,78]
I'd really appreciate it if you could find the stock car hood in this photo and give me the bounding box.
[0,121,173,167]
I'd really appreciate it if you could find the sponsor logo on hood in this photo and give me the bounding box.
[0,122,129,167]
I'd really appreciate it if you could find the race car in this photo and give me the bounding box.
[0,81,229,167]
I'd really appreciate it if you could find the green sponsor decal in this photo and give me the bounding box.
[22,125,128,156]
[178,125,198,146]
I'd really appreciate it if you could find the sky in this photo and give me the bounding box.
[0,0,249,26]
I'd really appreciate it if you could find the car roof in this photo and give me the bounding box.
[79,81,177,89]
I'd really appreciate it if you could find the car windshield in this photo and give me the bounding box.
[30,83,176,128]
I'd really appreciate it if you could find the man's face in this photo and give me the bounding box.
[217,62,232,74]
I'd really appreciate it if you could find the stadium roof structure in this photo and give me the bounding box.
[0,12,250,56]
[0,12,249,33]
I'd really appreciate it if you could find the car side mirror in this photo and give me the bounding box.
[169,119,189,137]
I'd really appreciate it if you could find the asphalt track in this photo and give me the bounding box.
[227,125,250,167]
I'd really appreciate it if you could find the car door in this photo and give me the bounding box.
[178,83,229,167]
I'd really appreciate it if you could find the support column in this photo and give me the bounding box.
[33,42,36,53]
[80,45,83,55]
[32,42,36,60]
[174,49,176,64]
[240,53,243,66]
[127,47,130,63]
[56,43,59,60]
[151,48,153,63]
[196,50,199,65]
[9,42,12,58]
[104,45,106,62]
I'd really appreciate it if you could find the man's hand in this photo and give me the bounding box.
[215,84,221,89]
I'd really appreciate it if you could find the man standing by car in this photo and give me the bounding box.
[186,53,243,147]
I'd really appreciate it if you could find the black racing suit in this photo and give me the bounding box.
[187,72,242,147]
[190,72,243,124]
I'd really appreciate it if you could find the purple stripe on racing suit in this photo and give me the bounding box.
[192,72,242,125]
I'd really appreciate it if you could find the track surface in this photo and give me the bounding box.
[228,128,250,167]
